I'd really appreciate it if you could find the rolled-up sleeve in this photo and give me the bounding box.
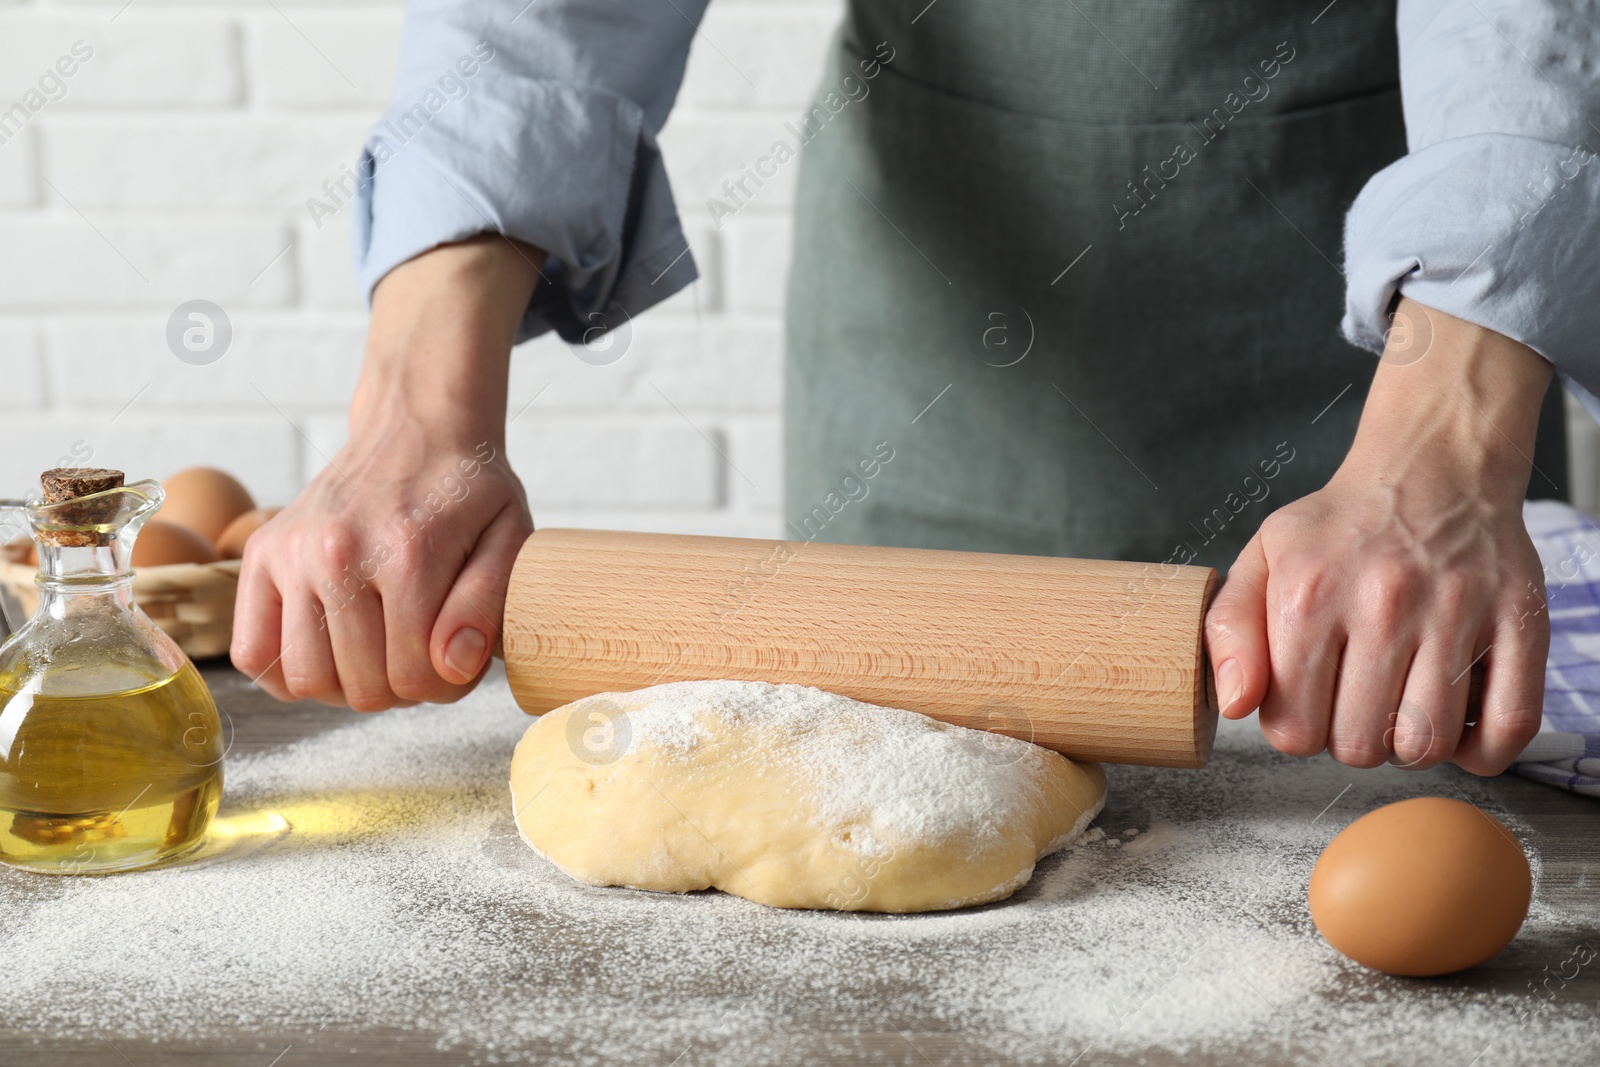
[353,0,706,344]
[1341,0,1600,398]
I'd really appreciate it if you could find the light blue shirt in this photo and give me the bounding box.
[1340,0,1600,408]
[354,0,1600,403]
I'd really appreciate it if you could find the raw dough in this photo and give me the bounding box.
[509,680,1107,912]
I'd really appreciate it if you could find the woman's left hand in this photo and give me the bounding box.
[1204,297,1553,774]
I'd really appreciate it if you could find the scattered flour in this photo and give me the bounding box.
[0,664,1594,1065]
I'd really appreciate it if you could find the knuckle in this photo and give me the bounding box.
[390,669,451,704]
[344,687,396,713]
[1263,722,1324,759]
[317,525,366,573]
[1388,701,1442,760]
[1393,725,1449,765]
[282,668,337,704]
[1497,705,1544,749]
[1360,557,1414,593]
[1359,561,1417,631]
[1274,571,1327,625]
[229,639,267,677]
[1204,604,1251,647]
[1326,719,1389,768]
[1329,741,1389,769]
[237,534,269,569]
[1392,732,1452,770]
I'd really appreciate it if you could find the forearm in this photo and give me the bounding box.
[1342,297,1553,507]
[353,236,545,446]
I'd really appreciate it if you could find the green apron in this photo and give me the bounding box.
[784,0,1566,569]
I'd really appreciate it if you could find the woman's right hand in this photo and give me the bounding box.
[231,235,544,710]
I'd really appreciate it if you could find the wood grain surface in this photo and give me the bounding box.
[504,529,1220,768]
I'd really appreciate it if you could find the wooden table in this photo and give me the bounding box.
[2,663,1596,1066]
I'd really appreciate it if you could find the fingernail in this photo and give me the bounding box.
[1216,658,1244,713]
[444,627,488,682]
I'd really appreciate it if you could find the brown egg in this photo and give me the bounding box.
[131,521,220,567]
[1309,796,1531,976]
[215,506,281,559]
[160,468,255,545]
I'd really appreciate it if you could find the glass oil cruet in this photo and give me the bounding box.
[0,468,224,874]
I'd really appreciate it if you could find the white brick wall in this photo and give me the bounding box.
[0,0,843,538]
[6,0,1599,533]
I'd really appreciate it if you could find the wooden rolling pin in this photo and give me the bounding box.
[503,529,1219,768]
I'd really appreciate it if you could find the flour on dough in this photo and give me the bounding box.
[509,680,1107,913]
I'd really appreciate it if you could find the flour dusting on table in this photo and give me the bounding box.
[0,667,1592,1066]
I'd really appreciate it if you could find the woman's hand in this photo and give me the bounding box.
[231,235,543,709]
[1206,297,1552,774]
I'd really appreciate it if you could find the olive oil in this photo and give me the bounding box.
[0,468,228,875]
[0,663,223,873]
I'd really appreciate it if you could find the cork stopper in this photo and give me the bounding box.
[38,468,126,547]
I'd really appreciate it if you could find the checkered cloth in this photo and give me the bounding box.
[1515,500,1600,797]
